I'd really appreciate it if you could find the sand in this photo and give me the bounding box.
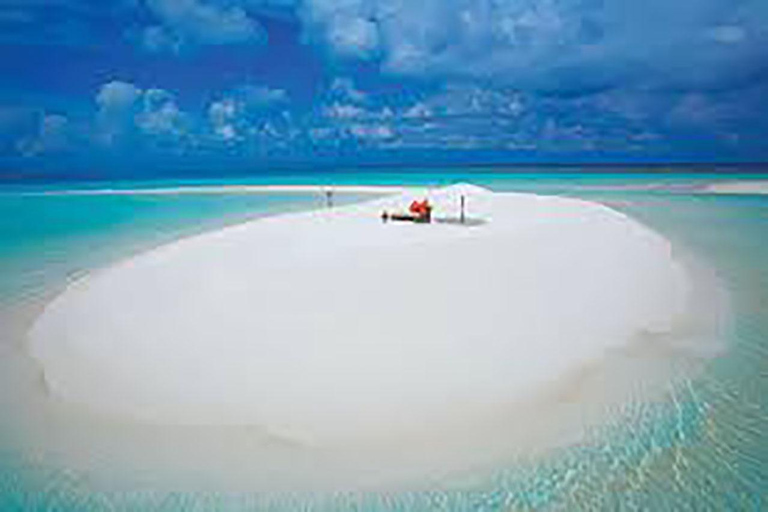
[702,180,768,194]
[19,184,406,196]
[27,184,691,446]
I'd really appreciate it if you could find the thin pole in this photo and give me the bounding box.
[460,195,465,224]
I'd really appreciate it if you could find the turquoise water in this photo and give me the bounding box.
[0,189,371,304]
[0,174,766,510]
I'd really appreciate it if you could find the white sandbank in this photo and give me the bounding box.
[702,180,768,194]
[20,184,406,197]
[28,184,690,445]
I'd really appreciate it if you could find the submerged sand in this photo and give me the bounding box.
[28,184,691,447]
[702,180,768,194]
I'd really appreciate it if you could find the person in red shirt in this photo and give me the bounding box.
[382,198,432,223]
[409,199,432,223]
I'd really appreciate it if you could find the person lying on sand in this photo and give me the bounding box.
[382,199,432,223]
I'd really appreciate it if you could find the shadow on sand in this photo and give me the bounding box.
[433,217,488,227]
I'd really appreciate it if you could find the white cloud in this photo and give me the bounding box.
[136,88,187,137]
[308,126,334,142]
[709,25,746,44]
[94,81,189,145]
[209,99,238,125]
[203,85,291,143]
[402,102,432,119]
[237,85,289,108]
[298,0,768,92]
[144,0,265,49]
[208,98,243,141]
[323,103,367,119]
[96,80,142,145]
[97,80,142,114]
[316,77,381,121]
[215,123,238,141]
[307,82,532,150]
[349,123,394,141]
[41,114,69,143]
[416,85,525,118]
[0,106,37,148]
[328,77,367,103]
[142,25,184,53]
[326,15,379,57]
[17,114,70,157]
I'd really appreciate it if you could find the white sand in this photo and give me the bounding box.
[702,180,768,194]
[21,184,406,196]
[28,184,690,446]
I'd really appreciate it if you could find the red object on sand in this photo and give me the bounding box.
[383,199,431,224]
[409,199,430,216]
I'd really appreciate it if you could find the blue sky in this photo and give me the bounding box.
[0,0,766,177]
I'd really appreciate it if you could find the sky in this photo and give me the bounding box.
[0,0,766,178]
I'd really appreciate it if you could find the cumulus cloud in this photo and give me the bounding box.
[29,70,761,164]
[348,123,394,141]
[143,0,266,52]
[298,0,380,58]
[136,88,188,138]
[97,80,142,114]
[325,15,379,58]
[125,0,766,99]
[16,114,71,157]
[322,103,367,120]
[141,25,184,53]
[205,86,289,142]
[306,121,396,147]
[306,79,666,152]
[96,80,143,145]
[0,106,38,152]
[88,79,294,155]
[709,25,747,44]
[412,85,525,118]
[329,77,367,103]
[39,114,70,149]
[236,85,289,109]
[208,98,241,141]
[94,80,190,148]
[298,0,768,93]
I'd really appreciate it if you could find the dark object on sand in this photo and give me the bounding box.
[381,199,432,223]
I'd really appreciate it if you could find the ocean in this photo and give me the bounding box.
[0,172,765,510]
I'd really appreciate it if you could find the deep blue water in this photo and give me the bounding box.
[0,173,765,510]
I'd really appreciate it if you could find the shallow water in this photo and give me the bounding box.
[0,174,766,510]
